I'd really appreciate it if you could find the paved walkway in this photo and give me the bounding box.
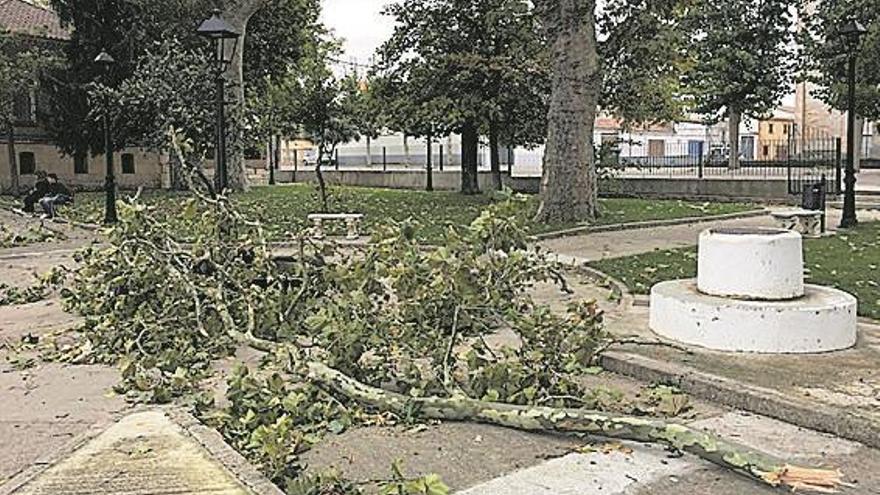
[541,208,880,262]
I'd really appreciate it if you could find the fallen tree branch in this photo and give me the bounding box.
[306,361,846,494]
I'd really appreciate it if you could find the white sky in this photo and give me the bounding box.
[320,0,396,66]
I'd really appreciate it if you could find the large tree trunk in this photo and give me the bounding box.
[365,135,372,166]
[460,121,480,194]
[6,122,18,194]
[728,108,741,170]
[534,0,600,223]
[223,0,269,192]
[489,121,502,191]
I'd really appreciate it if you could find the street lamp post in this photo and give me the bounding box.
[197,10,241,194]
[94,50,117,225]
[839,20,868,229]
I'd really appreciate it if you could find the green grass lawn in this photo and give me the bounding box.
[590,222,880,320]
[2,185,756,243]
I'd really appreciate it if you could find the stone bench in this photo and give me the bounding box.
[770,209,823,237]
[307,213,365,240]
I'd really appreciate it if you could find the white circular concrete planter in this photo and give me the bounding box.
[697,228,804,300]
[649,280,857,353]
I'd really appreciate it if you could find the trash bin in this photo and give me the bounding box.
[801,179,827,233]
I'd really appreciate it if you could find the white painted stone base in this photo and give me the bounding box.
[650,280,858,353]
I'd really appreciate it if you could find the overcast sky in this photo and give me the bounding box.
[321,0,395,65]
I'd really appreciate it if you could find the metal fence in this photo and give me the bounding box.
[606,133,842,195]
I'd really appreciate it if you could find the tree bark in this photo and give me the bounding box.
[460,121,480,194]
[366,135,372,166]
[271,134,280,185]
[489,121,502,191]
[534,0,600,223]
[6,122,18,194]
[307,361,845,494]
[223,0,269,192]
[728,108,741,170]
[315,145,328,212]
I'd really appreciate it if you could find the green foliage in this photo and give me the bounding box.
[684,0,796,122]
[598,0,693,126]
[799,0,880,120]
[203,365,354,485]
[0,268,65,306]
[375,0,548,146]
[0,223,65,248]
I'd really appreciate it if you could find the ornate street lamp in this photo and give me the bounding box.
[94,50,117,224]
[197,9,241,194]
[839,20,868,229]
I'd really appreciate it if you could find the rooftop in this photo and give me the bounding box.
[0,0,69,40]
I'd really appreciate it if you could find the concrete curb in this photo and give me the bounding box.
[168,408,285,495]
[0,408,284,495]
[599,351,880,450]
[534,209,769,241]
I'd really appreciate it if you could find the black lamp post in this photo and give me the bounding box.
[94,50,117,224]
[839,20,868,229]
[197,9,241,194]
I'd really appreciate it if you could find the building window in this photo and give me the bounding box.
[19,152,36,175]
[762,145,770,157]
[768,123,774,134]
[74,154,88,174]
[648,139,665,157]
[121,153,135,174]
[13,92,34,123]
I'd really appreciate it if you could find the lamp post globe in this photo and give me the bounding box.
[198,9,241,195]
[94,50,117,224]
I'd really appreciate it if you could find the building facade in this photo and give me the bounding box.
[0,0,165,193]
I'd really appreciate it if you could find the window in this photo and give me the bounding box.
[13,92,34,123]
[19,152,35,175]
[648,139,665,157]
[783,124,788,135]
[74,154,88,174]
[762,145,770,157]
[121,153,135,174]
[768,123,774,134]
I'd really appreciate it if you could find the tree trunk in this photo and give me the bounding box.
[854,116,864,172]
[169,153,188,191]
[366,135,372,166]
[271,135,280,185]
[6,122,18,194]
[534,0,600,223]
[315,146,328,212]
[223,0,269,192]
[403,134,410,166]
[489,122,502,191]
[307,361,845,494]
[460,121,480,194]
[728,109,741,170]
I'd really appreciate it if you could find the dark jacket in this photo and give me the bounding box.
[29,178,50,198]
[46,182,73,199]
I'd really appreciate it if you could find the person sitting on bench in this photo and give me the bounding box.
[38,174,73,219]
[22,170,49,213]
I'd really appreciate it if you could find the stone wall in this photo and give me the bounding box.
[279,170,796,202]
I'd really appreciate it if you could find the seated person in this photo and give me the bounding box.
[38,174,74,219]
[22,171,49,213]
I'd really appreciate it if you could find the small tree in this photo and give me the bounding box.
[284,49,360,210]
[0,34,60,193]
[685,0,796,169]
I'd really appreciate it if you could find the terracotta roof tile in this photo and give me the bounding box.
[0,0,69,40]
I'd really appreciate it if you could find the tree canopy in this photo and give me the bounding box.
[800,0,880,122]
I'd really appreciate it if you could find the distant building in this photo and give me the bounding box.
[0,0,164,193]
